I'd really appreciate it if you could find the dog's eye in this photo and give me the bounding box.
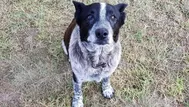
[110,15,116,21]
[87,14,94,21]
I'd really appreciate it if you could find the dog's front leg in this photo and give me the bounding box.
[72,74,83,107]
[102,77,114,99]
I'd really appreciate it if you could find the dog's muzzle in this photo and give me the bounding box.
[95,28,109,45]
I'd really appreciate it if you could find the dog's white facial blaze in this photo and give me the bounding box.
[87,3,113,44]
[100,3,106,20]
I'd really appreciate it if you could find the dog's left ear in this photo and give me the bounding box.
[115,3,128,13]
[115,3,128,26]
[73,1,85,20]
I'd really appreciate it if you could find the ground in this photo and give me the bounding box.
[0,0,189,107]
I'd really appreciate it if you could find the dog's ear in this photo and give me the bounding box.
[115,3,128,26]
[73,1,85,19]
[115,3,128,13]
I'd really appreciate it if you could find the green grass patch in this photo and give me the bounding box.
[0,32,12,59]
[168,77,184,96]
[122,66,153,101]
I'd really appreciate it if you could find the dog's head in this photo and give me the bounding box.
[73,1,127,45]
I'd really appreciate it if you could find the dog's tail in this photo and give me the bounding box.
[62,18,77,56]
[62,40,68,55]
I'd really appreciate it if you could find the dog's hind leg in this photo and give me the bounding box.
[72,73,83,107]
[102,77,114,99]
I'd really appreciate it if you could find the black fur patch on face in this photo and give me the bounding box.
[106,3,127,42]
[73,1,100,42]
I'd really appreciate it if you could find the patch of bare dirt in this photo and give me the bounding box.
[0,61,22,107]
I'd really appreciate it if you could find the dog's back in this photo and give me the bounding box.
[62,18,76,55]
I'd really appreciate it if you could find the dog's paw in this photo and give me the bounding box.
[72,96,83,107]
[102,85,114,99]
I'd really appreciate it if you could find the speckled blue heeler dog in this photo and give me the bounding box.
[62,1,127,107]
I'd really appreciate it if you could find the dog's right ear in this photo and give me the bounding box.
[73,1,85,19]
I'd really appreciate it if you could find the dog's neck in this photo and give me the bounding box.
[78,38,116,68]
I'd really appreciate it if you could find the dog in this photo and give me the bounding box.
[62,1,127,107]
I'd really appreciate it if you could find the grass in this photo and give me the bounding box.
[0,0,189,107]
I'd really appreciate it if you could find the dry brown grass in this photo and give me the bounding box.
[0,0,189,107]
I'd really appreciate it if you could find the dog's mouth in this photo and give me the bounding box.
[83,40,109,46]
[95,39,109,45]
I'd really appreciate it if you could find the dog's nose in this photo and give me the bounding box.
[95,28,108,40]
